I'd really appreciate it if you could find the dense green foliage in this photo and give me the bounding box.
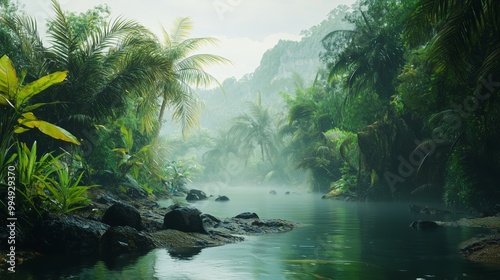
[0,0,226,228]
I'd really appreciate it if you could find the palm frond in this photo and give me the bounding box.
[2,14,47,76]
[47,0,77,68]
[169,17,193,45]
[168,90,201,137]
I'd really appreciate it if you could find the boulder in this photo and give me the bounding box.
[186,189,208,201]
[215,195,230,201]
[459,234,500,264]
[34,216,109,255]
[102,202,144,231]
[96,194,119,205]
[163,205,208,234]
[269,190,277,195]
[234,212,259,219]
[201,214,221,228]
[100,226,155,254]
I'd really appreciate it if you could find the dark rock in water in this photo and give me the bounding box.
[186,189,208,201]
[100,226,155,254]
[285,191,290,195]
[234,212,259,219]
[34,216,109,255]
[459,234,500,264]
[102,202,144,231]
[269,190,277,195]
[201,213,221,228]
[163,205,208,234]
[168,247,203,260]
[215,195,230,201]
[410,220,440,230]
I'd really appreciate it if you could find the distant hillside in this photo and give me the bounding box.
[166,5,353,133]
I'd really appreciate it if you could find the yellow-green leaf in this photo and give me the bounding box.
[0,93,14,108]
[21,111,37,120]
[18,118,80,145]
[0,55,19,101]
[17,71,67,108]
[13,126,30,133]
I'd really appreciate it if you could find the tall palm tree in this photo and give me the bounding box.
[4,0,171,139]
[154,17,229,140]
[229,93,275,162]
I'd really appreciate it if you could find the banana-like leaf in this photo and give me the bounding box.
[0,93,13,107]
[0,55,19,103]
[17,71,67,107]
[22,101,61,112]
[17,113,80,145]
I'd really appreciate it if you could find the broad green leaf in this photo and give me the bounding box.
[17,71,67,107]
[16,112,80,145]
[0,55,19,101]
[18,118,80,145]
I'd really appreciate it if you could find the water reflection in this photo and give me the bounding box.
[101,251,149,271]
[4,186,500,279]
[167,247,203,260]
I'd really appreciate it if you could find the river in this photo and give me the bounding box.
[7,185,500,279]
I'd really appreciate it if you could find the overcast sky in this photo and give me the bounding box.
[18,0,357,82]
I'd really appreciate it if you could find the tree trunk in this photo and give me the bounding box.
[154,95,168,143]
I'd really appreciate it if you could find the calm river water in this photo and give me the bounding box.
[7,185,500,279]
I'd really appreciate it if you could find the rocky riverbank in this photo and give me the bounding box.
[407,204,500,265]
[0,188,298,271]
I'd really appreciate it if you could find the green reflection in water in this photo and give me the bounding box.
[278,202,386,280]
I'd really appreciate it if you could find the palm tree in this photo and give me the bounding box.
[322,1,405,102]
[202,130,240,176]
[405,0,500,92]
[154,17,229,140]
[229,93,275,162]
[4,0,171,140]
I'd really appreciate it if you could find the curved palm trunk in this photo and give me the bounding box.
[154,95,168,143]
[260,142,265,162]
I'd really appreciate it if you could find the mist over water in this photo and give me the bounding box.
[10,186,500,279]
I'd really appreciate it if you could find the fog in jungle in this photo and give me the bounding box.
[159,6,355,191]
